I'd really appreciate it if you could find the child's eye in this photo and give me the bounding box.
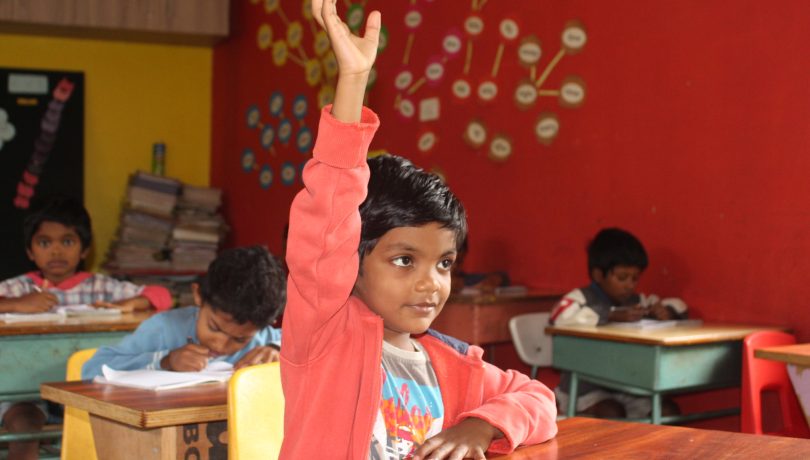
[37,240,50,248]
[438,258,455,271]
[392,256,412,267]
[63,238,75,246]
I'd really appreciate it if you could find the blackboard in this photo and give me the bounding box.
[0,67,84,280]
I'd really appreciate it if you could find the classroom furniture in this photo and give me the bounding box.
[754,339,810,437]
[547,323,780,424]
[429,291,559,347]
[0,311,151,450]
[487,416,810,459]
[41,380,228,460]
[508,312,553,379]
[228,362,284,460]
[61,348,98,460]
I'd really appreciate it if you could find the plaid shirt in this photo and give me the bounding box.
[0,271,172,310]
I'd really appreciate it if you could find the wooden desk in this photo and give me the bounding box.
[41,380,228,460]
[430,292,559,346]
[489,417,810,459]
[547,323,778,424]
[756,344,810,428]
[0,312,151,400]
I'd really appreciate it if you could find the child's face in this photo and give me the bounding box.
[593,264,642,304]
[353,222,457,350]
[26,221,88,283]
[192,284,260,356]
[195,303,260,358]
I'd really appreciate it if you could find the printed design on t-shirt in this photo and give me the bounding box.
[372,372,444,459]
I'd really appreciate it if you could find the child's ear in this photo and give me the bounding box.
[26,248,35,261]
[81,247,90,260]
[191,283,202,307]
[591,268,605,282]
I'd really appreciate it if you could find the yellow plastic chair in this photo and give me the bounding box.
[61,348,97,460]
[228,362,284,460]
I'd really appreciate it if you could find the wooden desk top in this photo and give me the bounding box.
[756,344,810,367]
[41,380,227,429]
[0,311,152,336]
[546,323,779,346]
[490,417,810,459]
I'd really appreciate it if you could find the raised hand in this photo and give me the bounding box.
[312,0,381,78]
[312,0,381,122]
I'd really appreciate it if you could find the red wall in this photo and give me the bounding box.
[210,0,810,433]
[213,0,810,343]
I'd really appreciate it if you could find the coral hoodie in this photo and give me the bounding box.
[280,106,557,459]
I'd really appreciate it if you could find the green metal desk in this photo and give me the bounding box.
[0,312,151,447]
[547,323,779,424]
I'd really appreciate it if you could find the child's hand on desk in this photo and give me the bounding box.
[234,346,280,370]
[93,296,151,313]
[412,417,501,460]
[609,305,647,322]
[162,343,210,372]
[647,302,675,320]
[14,291,58,312]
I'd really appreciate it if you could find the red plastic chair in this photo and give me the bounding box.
[741,331,810,437]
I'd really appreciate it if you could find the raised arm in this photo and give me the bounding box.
[283,1,381,362]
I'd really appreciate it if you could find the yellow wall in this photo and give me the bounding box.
[0,33,211,269]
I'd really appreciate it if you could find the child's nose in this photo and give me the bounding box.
[415,271,441,293]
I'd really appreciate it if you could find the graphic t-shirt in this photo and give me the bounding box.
[369,340,444,459]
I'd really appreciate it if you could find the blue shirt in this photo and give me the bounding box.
[82,306,282,379]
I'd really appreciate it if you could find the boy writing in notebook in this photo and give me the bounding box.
[280,2,557,459]
[82,245,284,379]
[550,227,688,418]
[0,196,172,460]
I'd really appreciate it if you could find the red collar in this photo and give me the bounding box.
[26,271,94,290]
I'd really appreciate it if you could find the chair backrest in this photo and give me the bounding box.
[741,331,810,437]
[509,312,553,378]
[228,362,284,460]
[62,348,97,460]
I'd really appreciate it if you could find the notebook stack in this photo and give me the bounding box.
[170,185,227,272]
[104,172,180,272]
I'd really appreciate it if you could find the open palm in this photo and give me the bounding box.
[312,0,381,78]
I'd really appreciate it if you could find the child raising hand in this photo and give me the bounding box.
[279,2,557,459]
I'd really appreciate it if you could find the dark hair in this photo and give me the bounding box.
[198,245,286,327]
[359,155,467,259]
[587,227,648,276]
[23,196,92,250]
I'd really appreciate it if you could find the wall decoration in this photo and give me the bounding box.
[383,0,586,162]
[0,68,84,280]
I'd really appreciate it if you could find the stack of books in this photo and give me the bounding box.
[170,185,227,272]
[105,172,180,272]
[103,172,229,304]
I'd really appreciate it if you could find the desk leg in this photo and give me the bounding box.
[651,393,662,425]
[567,373,579,417]
[90,415,176,460]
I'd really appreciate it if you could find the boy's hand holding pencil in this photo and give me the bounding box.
[161,337,210,372]
[16,284,58,312]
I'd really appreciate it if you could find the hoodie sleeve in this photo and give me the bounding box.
[282,106,379,364]
[549,288,600,326]
[458,363,558,454]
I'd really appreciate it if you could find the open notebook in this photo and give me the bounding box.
[0,304,121,323]
[94,361,234,391]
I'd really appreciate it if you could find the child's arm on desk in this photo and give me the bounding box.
[0,292,57,313]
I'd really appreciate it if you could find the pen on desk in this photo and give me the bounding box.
[32,285,42,293]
